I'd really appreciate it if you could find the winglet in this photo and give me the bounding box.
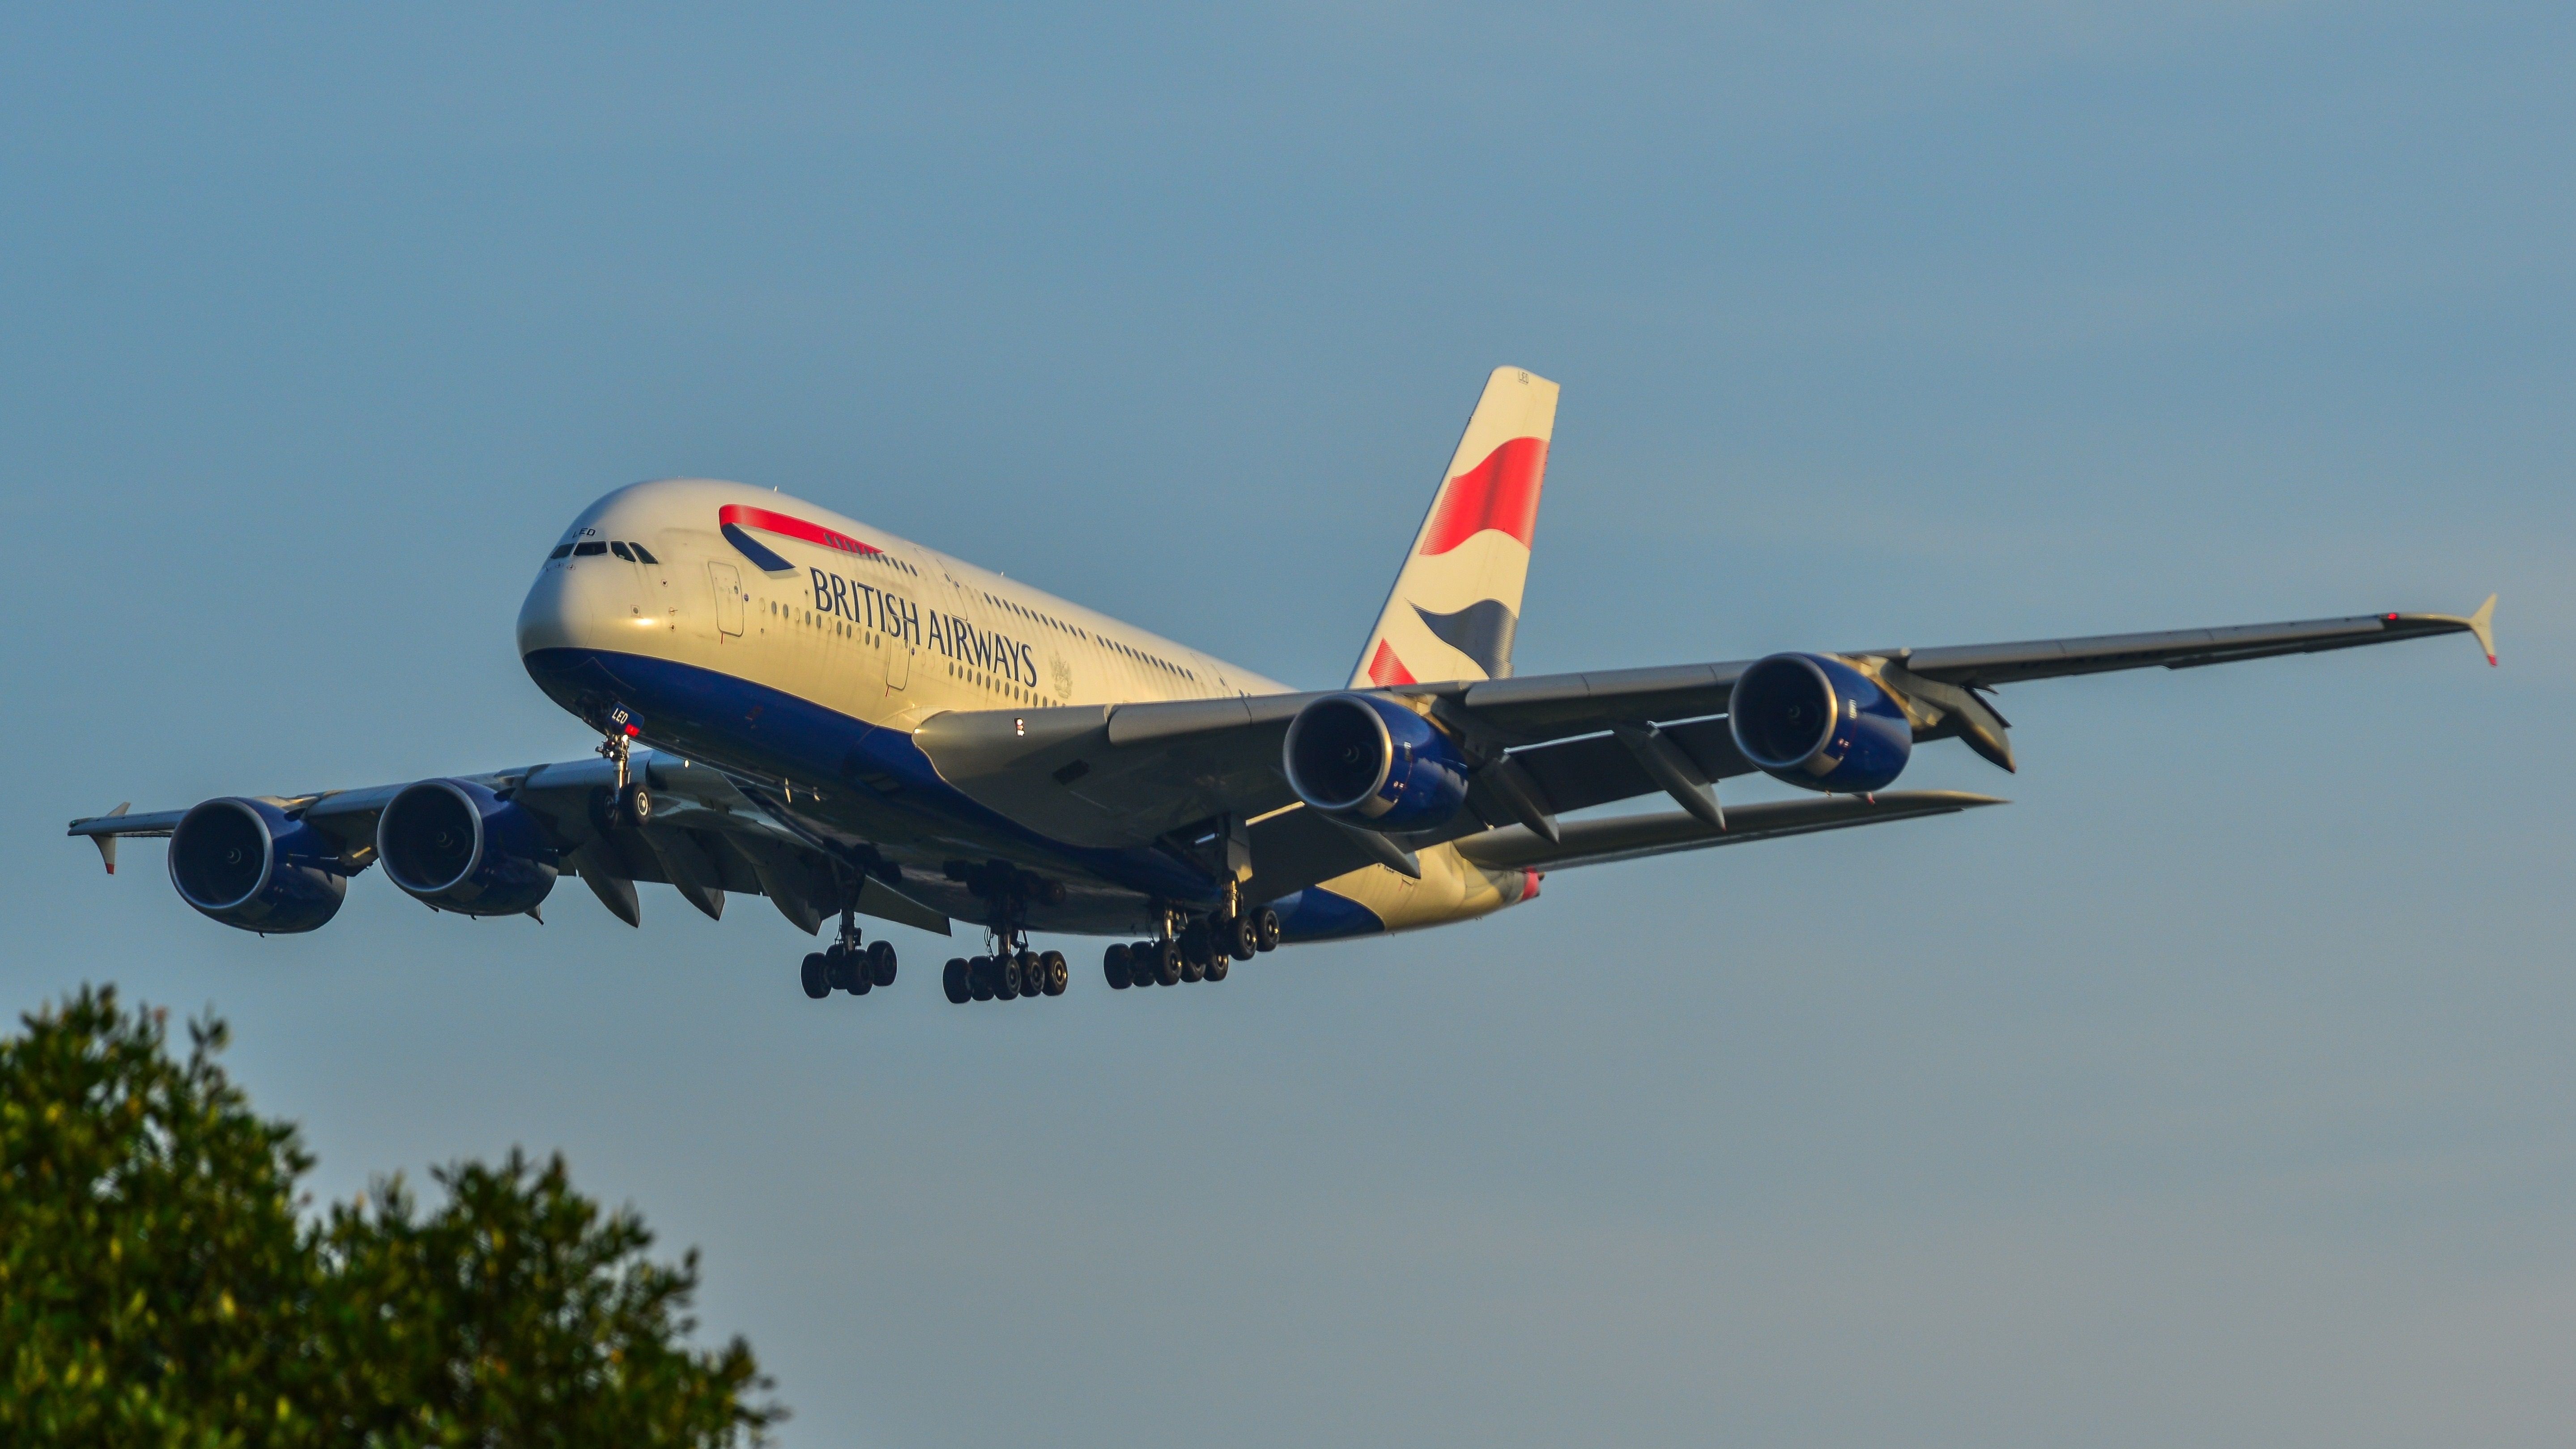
[90,803,131,875]
[2469,593,2498,666]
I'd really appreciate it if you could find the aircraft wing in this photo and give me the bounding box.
[913,596,2495,887]
[66,752,950,936]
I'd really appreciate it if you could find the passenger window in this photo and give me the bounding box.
[609,541,635,561]
[549,544,573,560]
[630,543,660,565]
[574,541,608,556]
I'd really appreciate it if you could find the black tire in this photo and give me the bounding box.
[1253,906,1281,952]
[1179,917,1213,968]
[1104,942,1131,989]
[800,953,830,999]
[1205,955,1229,982]
[853,972,871,995]
[1180,954,1204,984]
[970,956,996,1002]
[824,946,855,992]
[866,939,897,987]
[620,782,653,826]
[1226,914,1257,961]
[1040,950,1068,995]
[943,957,971,1004]
[996,953,1020,1000]
[1154,939,1183,986]
[1015,951,1040,1000]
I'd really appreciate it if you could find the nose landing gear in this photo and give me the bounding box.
[595,707,654,827]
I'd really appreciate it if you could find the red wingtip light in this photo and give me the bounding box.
[2384,612,2400,621]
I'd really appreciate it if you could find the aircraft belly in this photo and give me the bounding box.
[520,645,1222,907]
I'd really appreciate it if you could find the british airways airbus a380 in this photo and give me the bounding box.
[71,369,2498,1004]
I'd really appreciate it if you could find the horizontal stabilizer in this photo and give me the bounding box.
[1454,790,2004,872]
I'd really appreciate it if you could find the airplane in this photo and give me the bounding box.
[69,368,2499,1006]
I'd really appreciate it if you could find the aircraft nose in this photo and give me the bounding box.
[517,552,636,656]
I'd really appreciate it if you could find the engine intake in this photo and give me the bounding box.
[1728,652,1912,794]
[168,798,347,933]
[377,779,558,916]
[1283,693,1471,834]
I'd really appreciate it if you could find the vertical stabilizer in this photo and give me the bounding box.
[1348,367,1560,688]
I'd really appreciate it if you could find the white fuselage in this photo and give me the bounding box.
[515,478,1531,937]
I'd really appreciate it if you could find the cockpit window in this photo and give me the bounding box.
[549,544,573,560]
[609,541,635,561]
[628,543,660,565]
[573,541,607,556]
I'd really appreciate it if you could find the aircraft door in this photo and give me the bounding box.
[886,641,910,692]
[708,562,745,637]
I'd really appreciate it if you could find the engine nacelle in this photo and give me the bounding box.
[1728,652,1912,794]
[376,779,558,916]
[167,798,348,934]
[1282,693,1472,834]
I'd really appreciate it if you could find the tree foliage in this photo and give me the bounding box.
[0,987,780,1447]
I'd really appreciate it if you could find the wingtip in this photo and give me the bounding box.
[2471,593,2498,666]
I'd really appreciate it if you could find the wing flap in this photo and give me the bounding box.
[1453,790,2005,872]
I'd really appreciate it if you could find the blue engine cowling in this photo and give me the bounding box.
[167,798,349,933]
[1728,652,1912,794]
[1283,693,1473,834]
[376,779,558,915]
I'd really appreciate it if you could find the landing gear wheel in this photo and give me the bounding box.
[824,946,855,992]
[617,781,653,827]
[1180,954,1205,984]
[865,939,898,987]
[1104,943,1132,989]
[969,956,996,1002]
[943,957,971,1004]
[1205,954,1229,983]
[1040,950,1068,995]
[1225,914,1257,961]
[1014,951,1040,1000]
[1154,939,1183,987]
[995,953,1020,1000]
[1252,906,1281,952]
[800,952,830,999]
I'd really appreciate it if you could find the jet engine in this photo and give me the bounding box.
[1283,693,1471,834]
[376,779,558,916]
[167,798,348,933]
[1728,652,1912,794]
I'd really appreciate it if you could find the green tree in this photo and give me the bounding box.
[0,987,780,1448]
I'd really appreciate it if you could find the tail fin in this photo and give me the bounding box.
[1348,367,1560,688]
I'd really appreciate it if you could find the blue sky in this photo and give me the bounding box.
[4,4,2571,1445]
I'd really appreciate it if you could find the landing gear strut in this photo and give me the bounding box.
[597,708,652,827]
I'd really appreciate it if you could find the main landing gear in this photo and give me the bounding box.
[938,864,1072,1005]
[1102,905,1278,990]
[941,938,1070,1004]
[800,901,897,1001]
